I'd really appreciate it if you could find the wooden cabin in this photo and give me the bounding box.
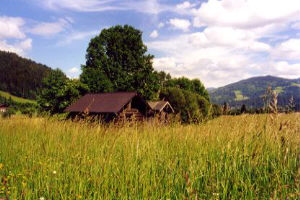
[148,101,174,121]
[65,92,151,123]
[0,104,8,113]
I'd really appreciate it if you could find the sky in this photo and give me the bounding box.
[1,0,300,88]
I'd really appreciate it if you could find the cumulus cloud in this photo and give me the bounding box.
[0,16,26,39]
[147,0,300,87]
[169,18,191,32]
[192,0,300,29]
[149,30,158,38]
[0,16,32,55]
[271,39,300,61]
[148,30,258,86]
[176,1,196,10]
[0,39,32,55]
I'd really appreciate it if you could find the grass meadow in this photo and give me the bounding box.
[0,90,36,104]
[0,114,299,199]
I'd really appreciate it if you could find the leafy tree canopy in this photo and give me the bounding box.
[81,25,159,100]
[38,69,89,114]
[160,77,209,101]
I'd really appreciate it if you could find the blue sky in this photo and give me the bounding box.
[1,0,300,87]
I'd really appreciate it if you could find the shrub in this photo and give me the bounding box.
[160,87,211,123]
[1,107,16,118]
[211,104,222,118]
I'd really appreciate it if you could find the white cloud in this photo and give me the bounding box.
[0,16,25,39]
[147,0,300,87]
[29,18,71,36]
[69,67,80,73]
[270,61,300,79]
[39,0,174,14]
[148,31,258,87]
[149,30,158,38]
[176,1,195,10]
[67,67,81,78]
[272,39,300,61]
[57,30,98,45]
[0,16,32,55]
[193,0,300,29]
[0,39,32,55]
[169,18,191,32]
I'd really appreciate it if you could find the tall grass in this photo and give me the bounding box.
[0,114,299,199]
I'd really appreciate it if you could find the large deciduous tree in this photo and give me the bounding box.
[80,25,159,100]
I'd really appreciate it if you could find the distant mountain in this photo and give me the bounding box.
[209,76,300,110]
[0,51,52,99]
[207,87,217,92]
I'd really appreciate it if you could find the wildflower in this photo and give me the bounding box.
[0,163,3,170]
[39,197,45,200]
[53,170,57,175]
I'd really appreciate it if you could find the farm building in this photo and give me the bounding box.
[0,104,8,112]
[148,101,174,121]
[65,92,151,122]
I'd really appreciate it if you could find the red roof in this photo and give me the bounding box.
[65,92,139,113]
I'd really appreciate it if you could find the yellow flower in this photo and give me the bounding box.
[0,163,3,170]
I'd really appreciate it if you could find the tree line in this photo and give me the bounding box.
[0,50,52,99]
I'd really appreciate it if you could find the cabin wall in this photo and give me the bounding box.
[116,103,144,122]
[0,107,7,112]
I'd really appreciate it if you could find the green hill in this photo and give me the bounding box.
[209,76,300,110]
[0,50,52,99]
[0,90,36,104]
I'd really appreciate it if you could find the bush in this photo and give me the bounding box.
[1,107,16,118]
[21,107,36,117]
[211,104,222,118]
[160,87,211,123]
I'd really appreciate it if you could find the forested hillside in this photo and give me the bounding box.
[0,51,52,99]
[209,76,300,110]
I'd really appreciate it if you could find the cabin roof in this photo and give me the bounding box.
[148,101,174,113]
[0,104,8,108]
[65,92,140,113]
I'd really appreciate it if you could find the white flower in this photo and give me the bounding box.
[53,170,57,175]
[39,197,45,200]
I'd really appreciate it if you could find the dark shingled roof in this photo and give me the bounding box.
[148,101,174,113]
[65,92,138,113]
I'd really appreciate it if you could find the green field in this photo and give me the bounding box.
[0,90,36,104]
[0,114,299,199]
[274,86,284,94]
[234,90,249,101]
